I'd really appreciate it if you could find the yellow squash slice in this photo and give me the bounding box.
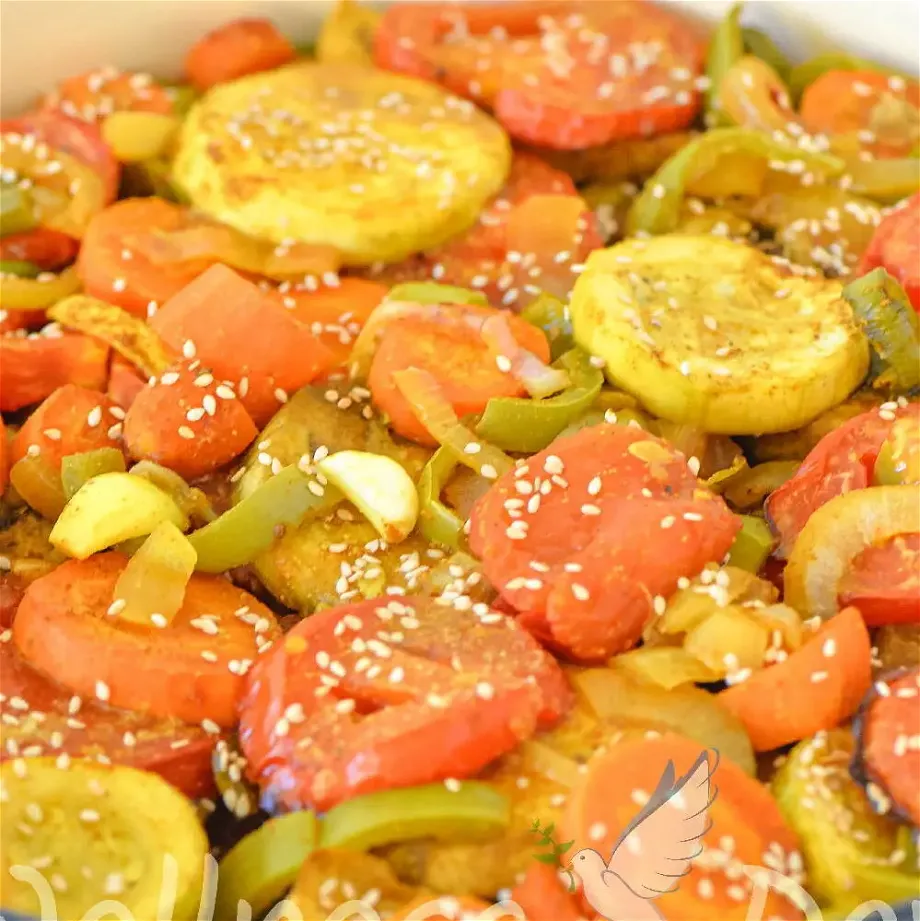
[171,63,511,266]
[0,758,207,920]
[570,235,870,434]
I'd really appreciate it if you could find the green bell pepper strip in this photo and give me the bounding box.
[845,158,920,204]
[417,447,465,550]
[727,515,776,573]
[0,259,41,278]
[475,349,603,453]
[212,736,260,819]
[741,27,791,82]
[214,811,318,921]
[873,419,920,486]
[787,52,905,104]
[9,455,67,520]
[842,268,920,394]
[705,3,744,124]
[0,265,81,311]
[319,781,510,851]
[521,292,574,360]
[163,82,199,117]
[61,448,126,501]
[0,184,38,237]
[187,465,342,573]
[129,460,216,525]
[385,281,488,307]
[392,367,514,479]
[626,127,844,236]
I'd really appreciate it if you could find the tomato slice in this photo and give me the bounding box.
[0,229,80,271]
[0,637,215,798]
[369,152,602,310]
[43,68,173,122]
[238,596,571,812]
[375,1,705,149]
[1,110,120,202]
[854,666,920,825]
[800,71,920,159]
[839,534,920,626]
[858,193,920,313]
[469,424,740,661]
[765,403,919,558]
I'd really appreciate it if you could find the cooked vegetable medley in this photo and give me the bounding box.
[1,3,918,919]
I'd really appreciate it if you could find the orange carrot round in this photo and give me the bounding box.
[123,359,258,481]
[107,355,148,412]
[0,420,9,496]
[10,384,124,471]
[184,18,296,92]
[510,864,583,921]
[44,68,173,123]
[13,553,281,727]
[368,304,550,445]
[718,606,872,752]
[0,332,109,412]
[562,733,804,920]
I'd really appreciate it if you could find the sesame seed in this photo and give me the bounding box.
[95,680,110,702]
[571,583,590,601]
[178,426,195,440]
[182,340,196,359]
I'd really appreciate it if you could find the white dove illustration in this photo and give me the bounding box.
[567,749,719,921]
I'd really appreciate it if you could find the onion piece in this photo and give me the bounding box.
[784,484,920,620]
[392,367,513,480]
[112,521,197,627]
[480,313,570,399]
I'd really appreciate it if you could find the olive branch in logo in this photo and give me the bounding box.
[529,818,576,892]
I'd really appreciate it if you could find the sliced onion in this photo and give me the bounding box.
[480,313,570,399]
[392,367,513,479]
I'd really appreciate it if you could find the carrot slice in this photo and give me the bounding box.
[107,355,148,412]
[0,637,215,798]
[0,229,80,271]
[13,553,281,727]
[0,420,9,496]
[367,303,550,446]
[375,2,705,149]
[510,864,583,921]
[123,359,258,481]
[10,384,124,471]
[77,198,214,319]
[266,278,389,373]
[150,264,333,425]
[44,68,173,123]
[239,595,570,812]
[854,666,920,825]
[718,606,872,752]
[0,332,109,412]
[184,18,296,91]
[859,193,920,313]
[839,534,920,627]
[800,71,920,159]
[561,733,804,920]
[469,425,740,661]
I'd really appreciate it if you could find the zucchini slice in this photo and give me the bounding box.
[570,236,869,434]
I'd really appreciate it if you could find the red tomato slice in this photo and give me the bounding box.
[369,152,602,310]
[859,193,920,313]
[0,637,215,798]
[0,332,110,413]
[469,425,740,661]
[765,403,919,558]
[375,1,705,149]
[1,110,119,202]
[43,68,173,123]
[839,534,920,626]
[855,666,920,825]
[238,596,571,812]
[0,229,80,271]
